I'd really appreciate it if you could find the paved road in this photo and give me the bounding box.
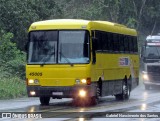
[1,78,160,121]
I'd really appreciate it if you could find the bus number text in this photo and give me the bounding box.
[29,72,42,76]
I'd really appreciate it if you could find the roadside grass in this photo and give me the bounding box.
[0,77,27,99]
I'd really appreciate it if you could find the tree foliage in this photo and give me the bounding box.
[0,31,26,79]
[0,0,160,50]
[0,0,62,50]
[1,0,160,49]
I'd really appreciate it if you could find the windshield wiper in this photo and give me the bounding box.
[40,52,55,66]
[59,43,73,66]
[59,51,74,67]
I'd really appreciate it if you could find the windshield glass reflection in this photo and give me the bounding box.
[58,31,89,64]
[28,30,90,64]
[28,31,57,64]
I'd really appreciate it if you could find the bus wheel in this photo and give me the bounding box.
[40,97,50,105]
[115,81,130,100]
[90,86,100,105]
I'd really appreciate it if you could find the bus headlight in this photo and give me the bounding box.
[81,79,87,84]
[75,78,91,85]
[28,79,39,84]
[29,79,34,84]
[81,78,91,85]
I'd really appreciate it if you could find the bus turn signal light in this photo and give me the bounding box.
[87,78,91,85]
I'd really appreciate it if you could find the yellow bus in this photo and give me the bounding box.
[26,19,139,105]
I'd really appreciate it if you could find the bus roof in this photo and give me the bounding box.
[29,19,137,36]
[29,19,90,30]
[90,21,137,36]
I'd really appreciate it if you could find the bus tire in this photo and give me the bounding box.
[115,80,130,100]
[90,86,100,105]
[40,97,50,105]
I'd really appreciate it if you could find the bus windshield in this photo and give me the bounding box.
[28,30,90,64]
[145,46,160,59]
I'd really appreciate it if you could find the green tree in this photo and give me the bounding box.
[0,31,26,79]
[0,0,62,50]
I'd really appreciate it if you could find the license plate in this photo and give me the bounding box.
[52,92,63,95]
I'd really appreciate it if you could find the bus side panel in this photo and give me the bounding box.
[91,53,139,96]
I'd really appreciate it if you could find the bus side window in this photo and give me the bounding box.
[91,30,97,64]
[133,37,138,53]
[102,32,107,51]
[129,36,134,53]
[117,34,120,52]
[113,33,119,52]
[119,34,124,52]
[95,31,102,51]
[104,33,108,51]
[83,31,89,57]
[108,33,113,52]
[92,37,97,64]
[124,35,129,52]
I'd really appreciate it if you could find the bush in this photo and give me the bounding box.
[0,31,27,99]
[0,77,26,99]
[0,31,26,79]
[4,52,26,79]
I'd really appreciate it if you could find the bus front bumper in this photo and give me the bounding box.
[27,85,96,98]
